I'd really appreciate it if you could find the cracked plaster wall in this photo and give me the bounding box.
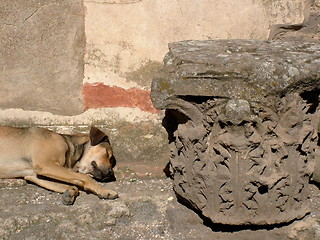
[83,0,308,109]
[0,0,310,118]
[82,0,313,121]
[0,0,85,115]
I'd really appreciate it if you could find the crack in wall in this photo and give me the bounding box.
[24,8,39,22]
[23,3,58,22]
[84,0,142,4]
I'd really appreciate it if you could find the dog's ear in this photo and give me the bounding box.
[90,127,110,146]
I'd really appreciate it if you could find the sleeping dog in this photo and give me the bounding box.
[0,126,118,205]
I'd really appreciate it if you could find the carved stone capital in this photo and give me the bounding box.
[152,40,320,225]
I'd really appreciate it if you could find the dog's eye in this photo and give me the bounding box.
[110,155,116,168]
[91,161,98,168]
[106,149,112,158]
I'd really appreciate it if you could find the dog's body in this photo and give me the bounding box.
[0,126,118,205]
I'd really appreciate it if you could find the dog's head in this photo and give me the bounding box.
[77,127,116,182]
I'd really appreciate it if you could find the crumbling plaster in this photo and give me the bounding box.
[83,0,308,90]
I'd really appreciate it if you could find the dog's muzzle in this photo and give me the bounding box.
[91,161,116,182]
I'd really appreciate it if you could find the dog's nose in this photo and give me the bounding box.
[106,168,114,176]
[91,161,116,182]
[102,169,116,182]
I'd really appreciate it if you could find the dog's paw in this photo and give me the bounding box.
[62,187,79,205]
[98,190,119,200]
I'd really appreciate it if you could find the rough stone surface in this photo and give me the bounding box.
[151,40,320,109]
[2,178,320,240]
[0,0,85,115]
[151,40,320,225]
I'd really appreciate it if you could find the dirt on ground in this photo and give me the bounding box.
[1,175,320,240]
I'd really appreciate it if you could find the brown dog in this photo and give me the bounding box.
[0,126,118,205]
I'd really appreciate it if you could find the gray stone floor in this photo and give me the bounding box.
[1,178,320,240]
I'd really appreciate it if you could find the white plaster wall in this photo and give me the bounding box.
[0,0,309,127]
[84,0,307,89]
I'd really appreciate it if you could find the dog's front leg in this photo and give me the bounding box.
[33,163,118,199]
[24,175,79,205]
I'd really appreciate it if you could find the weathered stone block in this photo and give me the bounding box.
[0,0,85,115]
[151,40,320,225]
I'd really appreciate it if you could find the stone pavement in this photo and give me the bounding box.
[1,174,320,240]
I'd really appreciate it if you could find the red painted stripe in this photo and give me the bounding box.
[83,83,158,113]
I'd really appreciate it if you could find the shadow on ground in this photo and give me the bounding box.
[1,176,320,240]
